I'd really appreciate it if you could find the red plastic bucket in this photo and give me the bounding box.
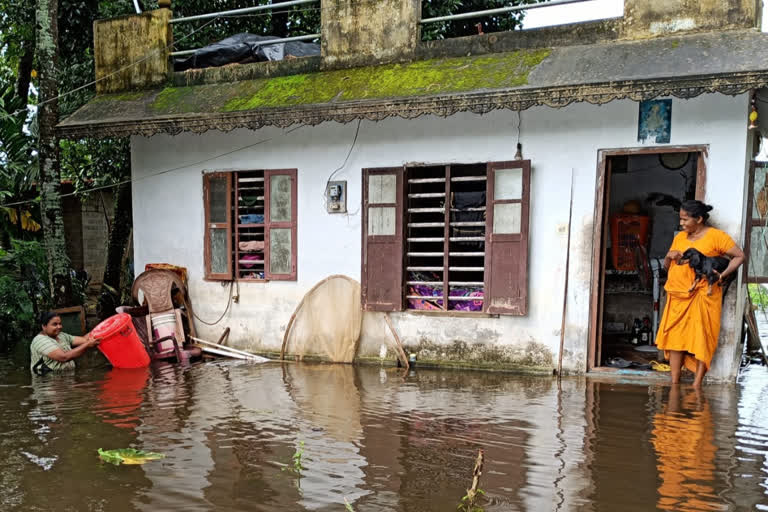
[93,313,150,368]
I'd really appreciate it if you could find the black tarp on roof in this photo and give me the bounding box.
[175,33,320,71]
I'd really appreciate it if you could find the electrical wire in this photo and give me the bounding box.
[192,279,237,325]
[321,118,361,211]
[1,3,328,123]
[0,125,304,209]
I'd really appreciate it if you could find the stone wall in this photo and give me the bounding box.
[81,192,113,286]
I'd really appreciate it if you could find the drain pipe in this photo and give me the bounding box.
[557,169,575,377]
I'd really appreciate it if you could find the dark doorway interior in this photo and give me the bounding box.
[595,151,700,369]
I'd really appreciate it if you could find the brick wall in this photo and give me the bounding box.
[62,195,83,271]
[80,191,114,287]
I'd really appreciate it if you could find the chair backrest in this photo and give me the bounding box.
[131,270,187,314]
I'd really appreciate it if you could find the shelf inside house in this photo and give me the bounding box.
[235,170,266,281]
[405,164,486,312]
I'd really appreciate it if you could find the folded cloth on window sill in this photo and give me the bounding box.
[240,254,263,268]
[239,214,264,224]
[239,241,265,252]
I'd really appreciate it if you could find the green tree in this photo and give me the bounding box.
[422,0,538,40]
[36,0,75,307]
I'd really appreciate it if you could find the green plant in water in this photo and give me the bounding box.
[282,440,307,475]
[458,488,485,512]
[343,497,355,511]
[97,448,165,466]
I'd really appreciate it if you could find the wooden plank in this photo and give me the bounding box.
[451,176,487,182]
[408,178,445,184]
[408,193,445,198]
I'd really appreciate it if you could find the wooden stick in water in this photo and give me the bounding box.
[465,449,484,508]
[384,312,410,371]
[216,327,231,346]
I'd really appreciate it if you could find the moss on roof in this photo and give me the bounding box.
[150,49,551,115]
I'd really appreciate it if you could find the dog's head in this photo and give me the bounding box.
[679,248,702,268]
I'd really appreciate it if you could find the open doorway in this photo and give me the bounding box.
[590,147,707,371]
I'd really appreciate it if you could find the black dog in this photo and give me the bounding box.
[678,248,730,296]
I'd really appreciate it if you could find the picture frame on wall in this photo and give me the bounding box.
[638,99,672,144]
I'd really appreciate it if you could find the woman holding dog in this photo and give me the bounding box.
[656,200,745,388]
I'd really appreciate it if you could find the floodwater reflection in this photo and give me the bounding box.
[0,358,766,511]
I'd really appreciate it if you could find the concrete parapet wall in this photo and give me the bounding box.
[321,0,421,66]
[622,0,761,38]
[94,9,172,93]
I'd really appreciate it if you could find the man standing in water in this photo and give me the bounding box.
[30,312,100,375]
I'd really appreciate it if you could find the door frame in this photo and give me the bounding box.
[587,145,708,371]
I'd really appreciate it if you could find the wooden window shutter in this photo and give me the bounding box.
[484,160,531,315]
[204,172,233,280]
[265,169,298,281]
[362,167,405,311]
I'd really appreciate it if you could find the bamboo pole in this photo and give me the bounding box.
[189,336,270,361]
[384,312,410,371]
[557,169,575,377]
[465,449,484,508]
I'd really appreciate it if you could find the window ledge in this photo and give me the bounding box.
[403,310,499,319]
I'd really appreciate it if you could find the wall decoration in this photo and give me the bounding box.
[638,99,672,144]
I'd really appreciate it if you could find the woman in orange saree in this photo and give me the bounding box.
[655,200,745,388]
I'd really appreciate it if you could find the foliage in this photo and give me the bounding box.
[458,488,485,512]
[168,0,321,53]
[422,0,538,41]
[0,237,89,352]
[749,283,768,309]
[282,440,307,475]
[0,240,51,351]
[97,448,166,465]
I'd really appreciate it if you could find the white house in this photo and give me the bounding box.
[60,0,768,381]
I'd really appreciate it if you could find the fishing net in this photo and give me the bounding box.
[282,275,363,363]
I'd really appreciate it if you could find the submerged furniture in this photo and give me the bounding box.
[131,269,198,362]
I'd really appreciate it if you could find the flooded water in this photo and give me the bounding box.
[1,357,767,512]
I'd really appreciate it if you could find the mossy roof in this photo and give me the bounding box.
[58,30,768,138]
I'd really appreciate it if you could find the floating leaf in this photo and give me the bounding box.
[98,448,165,466]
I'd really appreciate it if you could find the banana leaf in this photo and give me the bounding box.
[98,448,165,465]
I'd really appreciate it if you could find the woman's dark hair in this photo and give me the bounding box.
[40,311,61,328]
[680,200,714,222]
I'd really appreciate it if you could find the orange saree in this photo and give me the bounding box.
[655,228,736,373]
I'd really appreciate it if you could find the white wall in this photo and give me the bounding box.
[131,92,749,378]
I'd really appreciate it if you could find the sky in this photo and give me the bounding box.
[522,0,768,30]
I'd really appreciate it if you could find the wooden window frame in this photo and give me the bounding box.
[745,161,768,283]
[404,163,487,313]
[361,161,532,315]
[203,172,233,280]
[265,169,298,281]
[203,170,297,282]
[362,167,405,311]
[484,160,531,315]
